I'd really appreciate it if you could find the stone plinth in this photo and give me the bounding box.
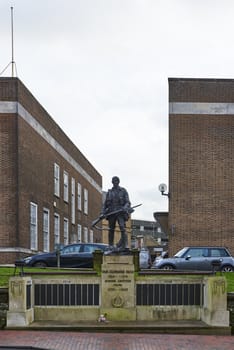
[100,254,136,320]
[201,276,230,326]
[7,277,34,327]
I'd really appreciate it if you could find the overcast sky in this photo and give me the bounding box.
[1,0,234,220]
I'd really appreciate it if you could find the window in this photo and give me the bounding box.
[186,248,206,258]
[63,171,69,202]
[64,218,69,245]
[30,202,38,250]
[78,224,82,242]
[71,178,75,224]
[77,183,82,211]
[54,163,60,197]
[84,188,88,215]
[54,213,60,247]
[83,226,88,243]
[63,244,81,254]
[43,208,50,252]
[84,245,93,252]
[89,229,93,243]
[210,248,229,257]
[84,245,99,253]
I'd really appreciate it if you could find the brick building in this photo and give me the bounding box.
[168,78,234,255]
[0,77,102,264]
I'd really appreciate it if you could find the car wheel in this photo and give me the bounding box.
[33,261,47,268]
[221,265,234,272]
[161,264,175,270]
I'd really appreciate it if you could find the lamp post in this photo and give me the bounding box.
[158,183,170,198]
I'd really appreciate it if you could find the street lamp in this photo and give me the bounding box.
[158,183,170,198]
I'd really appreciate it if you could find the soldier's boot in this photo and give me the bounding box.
[118,232,128,251]
[116,238,123,248]
[108,230,114,250]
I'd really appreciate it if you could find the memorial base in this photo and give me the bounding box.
[101,254,136,321]
[7,309,34,327]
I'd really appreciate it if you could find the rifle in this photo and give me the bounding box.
[91,204,142,228]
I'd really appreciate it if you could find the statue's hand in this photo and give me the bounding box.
[101,208,110,217]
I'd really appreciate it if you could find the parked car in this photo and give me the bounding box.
[152,246,234,272]
[139,249,152,269]
[22,243,110,268]
[155,251,168,261]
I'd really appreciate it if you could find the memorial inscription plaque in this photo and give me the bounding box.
[100,254,136,320]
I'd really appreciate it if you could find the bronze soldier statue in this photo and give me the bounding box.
[102,176,131,251]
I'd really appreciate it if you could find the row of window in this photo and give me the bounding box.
[54,163,89,224]
[132,225,161,233]
[30,202,93,252]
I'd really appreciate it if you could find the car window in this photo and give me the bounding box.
[83,245,95,253]
[93,245,108,252]
[210,248,229,257]
[210,249,221,257]
[63,245,81,254]
[185,248,207,258]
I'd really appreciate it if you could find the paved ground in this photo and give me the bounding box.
[0,331,233,350]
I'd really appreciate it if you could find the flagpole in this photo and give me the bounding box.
[11,6,14,77]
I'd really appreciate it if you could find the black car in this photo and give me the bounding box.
[23,243,110,268]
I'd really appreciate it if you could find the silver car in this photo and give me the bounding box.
[152,246,234,272]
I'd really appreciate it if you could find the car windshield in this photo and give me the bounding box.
[174,247,188,258]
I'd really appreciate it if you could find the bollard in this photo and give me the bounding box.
[211,259,222,274]
[14,260,26,277]
[56,248,61,268]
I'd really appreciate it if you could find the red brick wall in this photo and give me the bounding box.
[0,78,103,263]
[169,78,234,256]
[17,79,101,182]
[0,114,18,248]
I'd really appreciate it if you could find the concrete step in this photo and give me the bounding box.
[6,320,232,335]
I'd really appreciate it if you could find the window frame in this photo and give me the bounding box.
[89,229,93,243]
[83,226,88,243]
[63,171,69,202]
[54,163,60,197]
[84,188,88,215]
[78,224,82,242]
[71,178,75,224]
[54,213,60,247]
[43,208,50,252]
[64,217,69,246]
[30,202,38,250]
[77,183,82,211]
